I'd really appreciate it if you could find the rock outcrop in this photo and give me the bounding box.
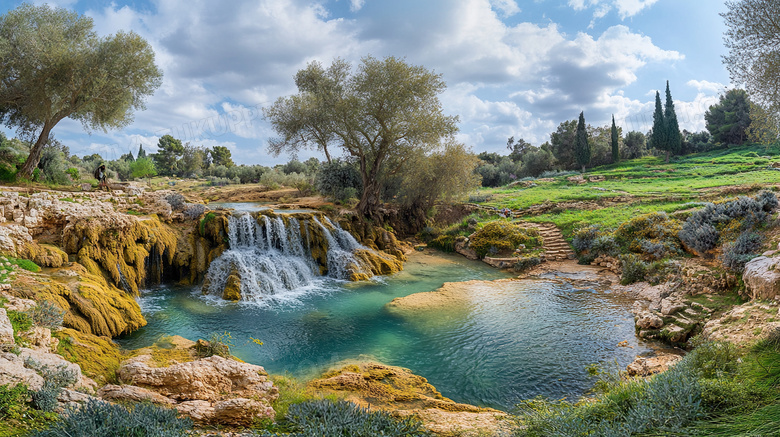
[626,352,683,377]
[310,361,511,437]
[112,352,278,426]
[743,256,780,300]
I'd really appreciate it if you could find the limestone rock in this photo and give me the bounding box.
[19,347,97,391]
[454,239,478,260]
[0,352,44,390]
[661,298,686,316]
[635,311,664,329]
[0,308,14,345]
[98,384,175,405]
[117,354,278,402]
[626,352,683,377]
[175,400,214,423]
[26,326,59,352]
[743,256,780,300]
[213,398,274,426]
[222,267,242,301]
[58,388,100,411]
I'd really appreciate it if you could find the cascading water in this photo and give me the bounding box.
[203,212,375,301]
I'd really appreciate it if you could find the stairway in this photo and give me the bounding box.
[518,221,575,261]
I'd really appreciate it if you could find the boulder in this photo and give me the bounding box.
[0,352,44,390]
[743,256,780,300]
[18,347,97,391]
[117,354,278,403]
[222,267,242,301]
[454,239,478,260]
[0,308,14,345]
[636,311,664,329]
[660,298,686,316]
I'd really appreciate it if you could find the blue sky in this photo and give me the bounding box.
[1,0,731,165]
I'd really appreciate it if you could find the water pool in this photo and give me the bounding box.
[118,251,649,410]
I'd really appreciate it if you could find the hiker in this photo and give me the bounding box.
[94,164,107,190]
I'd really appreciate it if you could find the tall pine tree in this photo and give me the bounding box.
[611,114,619,163]
[137,144,147,159]
[575,111,590,173]
[651,91,666,157]
[664,81,682,161]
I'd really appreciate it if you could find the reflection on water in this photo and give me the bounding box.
[118,252,649,410]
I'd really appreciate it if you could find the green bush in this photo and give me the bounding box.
[28,364,77,413]
[8,310,33,335]
[469,221,542,258]
[315,159,363,202]
[65,168,79,181]
[31,398,192,437]
[614,212,683,259]
[619,254,647,285]
[0,383,29,421]
[721,231,763,272]
[260,399,431,437]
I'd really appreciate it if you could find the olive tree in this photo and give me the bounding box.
[0,4,162,179]
[265,56,458,219]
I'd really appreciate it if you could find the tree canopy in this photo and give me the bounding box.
[265,56,459,219]
[650,82,682,162]
[0,4,162,179]
[210,146,234,168]
[705,88,752,145]
[611,115,619,163]
[152,135,184,176]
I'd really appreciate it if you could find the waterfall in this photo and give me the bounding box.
[203,212,375,302]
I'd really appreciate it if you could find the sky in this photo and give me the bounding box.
[0,0,732,165]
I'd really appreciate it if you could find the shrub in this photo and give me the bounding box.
[428,235,456,252]
[183,203,209,221]
[644,260,680,285]
[469,221,542,258]
[756,189,779,212]
[315,160,363,202]
[261,399,431,437]
[721,232,763,272]
[571,225,601,254]
[164,193,186,211]
[29,364,77,413]
[195,332,233,358]
[7,310,32,335]
[683,340,740,379]
[619,254,647,285]
[614,212,683,259]
[31,398,192,437]
[0,383,29,421]
[65,168,79,181]
[27,301,65,330]
[514,256,542,272]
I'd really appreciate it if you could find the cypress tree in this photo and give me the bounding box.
[575,111,590,173]
[137,144,147,160]
[611,114,619,163]
[664,81,682,162]
[651,91,666,159]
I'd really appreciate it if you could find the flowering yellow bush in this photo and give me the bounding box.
[469,221,542,258]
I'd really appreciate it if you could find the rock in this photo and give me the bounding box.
[26,326,59,352]
[19,347,97,391]
[0,352,44,390]
[117,354,278,402]
[702,301,780,345]
[743,256,780,300]
[58,388,100,411]
[662,324,687,343]
[454,239,478,260]
[626,352,683,377]
[80,183,92,191]
[660,298,687,316]
[222,267,242,301]
[98,384,175,405]
[0,308,14,345]
[213,398,274,426]
[175,400,214,423]
[399,408,513,437]
[636,311,664,329]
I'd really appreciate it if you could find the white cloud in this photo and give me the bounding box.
[490,0,520,17]
[614,0,660,19]
[687,79,726,94]
[569,0,660,21]
[350,0,365,12]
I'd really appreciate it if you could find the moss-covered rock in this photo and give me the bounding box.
[53,328,124,385]
[468,221,542,258]
[222,267,241,301]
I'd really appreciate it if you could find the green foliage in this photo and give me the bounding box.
[8,310,32,335]
[611,115,619,163]
[0,384,28,421]
[27,301,65,330]
[705,88,752,145]
[129,157,156,180]
[65,167,79,181]
[619,253,647,285]
[469,221,542,258]
[721,231,763,272]
[664,81,683,159]
[199,212,216,236]
[260,399,431,437]
[195,331,233,358]
[0,3,163,179]
[210,145,234,168]
[151,135,183,176]
[650,91,667,154]
[513,255,542,272]
[622,131,647,159]
[574,111,590,172]
[27,363,77,413]
[31,398,192,437]
[613,212,683,259]
[315,159,363,202]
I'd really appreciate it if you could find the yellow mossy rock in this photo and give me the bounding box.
[353,248,404,277]
[127,335,199,368]
[34,244,68,268]
[54,328,124,385]
[223,267,242,301]
[63,215,178,295]
[13,263,146,337]
[310,361,492,413]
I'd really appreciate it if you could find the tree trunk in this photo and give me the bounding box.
[357,177,382,220]
[581,165,586,174]
[665,150,670,164]
[18,123,53,180]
